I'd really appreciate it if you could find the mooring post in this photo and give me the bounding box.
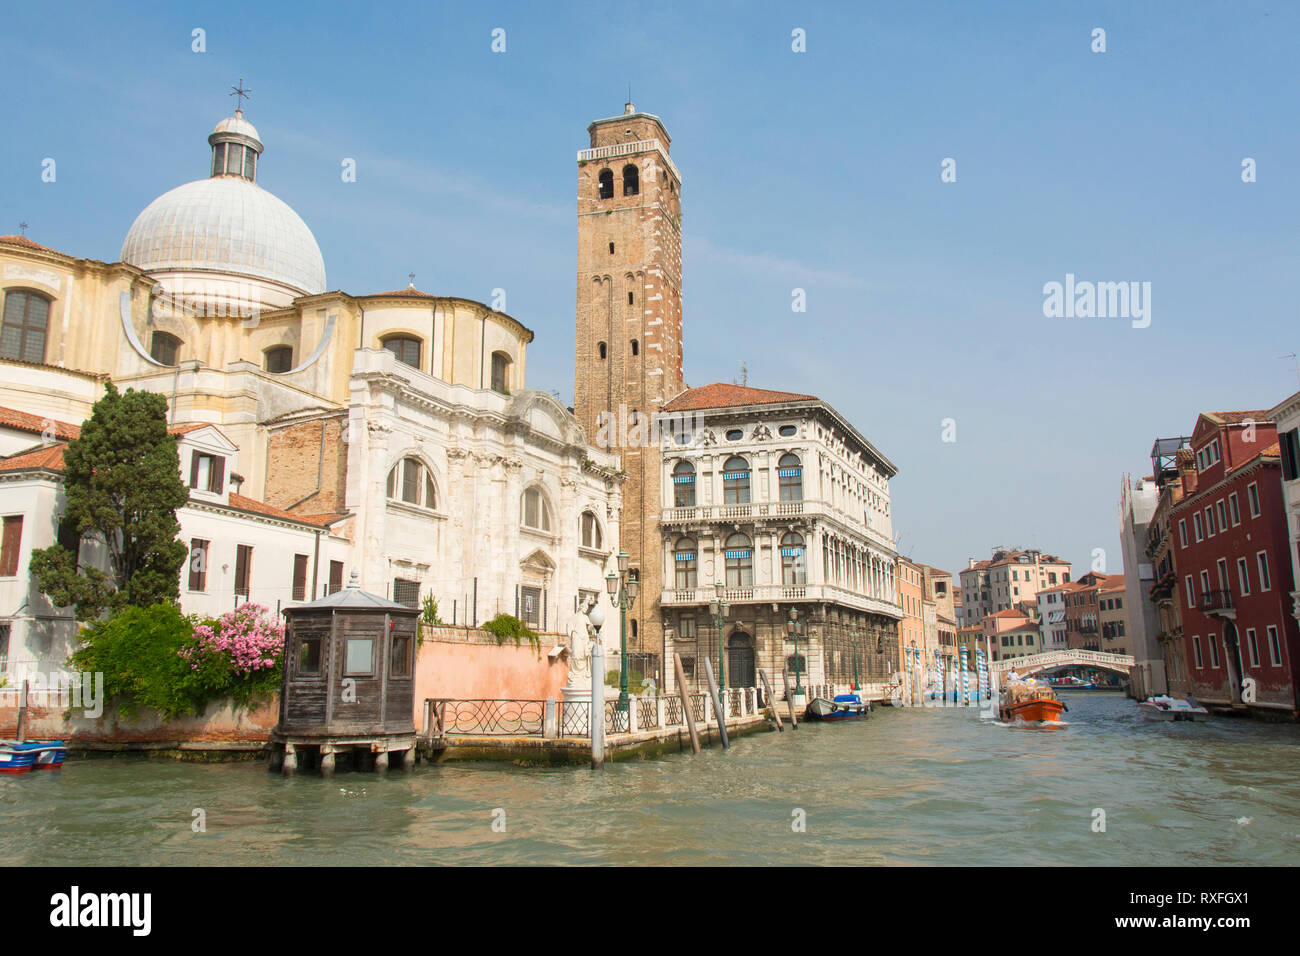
[782,669,799,729]
[590,636,605,769]
[759,668,783,731]
[674,653,701,754]
[702,658,729,749]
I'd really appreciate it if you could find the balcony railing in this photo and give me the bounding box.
[661,499,894,550]
[1200,589,1234,615]
[662,583,902,619]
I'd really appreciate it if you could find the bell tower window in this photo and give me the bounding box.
[598,169,614,199]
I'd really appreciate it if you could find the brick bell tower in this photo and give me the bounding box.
[574,103,684,665]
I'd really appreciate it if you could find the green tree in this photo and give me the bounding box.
[30,382,189,619]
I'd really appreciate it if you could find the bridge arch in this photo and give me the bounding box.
[988,649,1134,678]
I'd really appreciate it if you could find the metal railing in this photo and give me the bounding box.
[1200,589,1234,613]
[428,699,546,736]
[559,700,589,737]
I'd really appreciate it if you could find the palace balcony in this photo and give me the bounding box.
[1148,573,1177,605]
[661,499,895,551]
[1076,620,1098,635]
[661,583,904,621]
[1200,589,1235,618]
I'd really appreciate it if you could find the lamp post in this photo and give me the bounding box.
[709,582,729,691]
[787,608,805,707]
[606,550,638,713]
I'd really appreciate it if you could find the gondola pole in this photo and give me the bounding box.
[702,658,729,749]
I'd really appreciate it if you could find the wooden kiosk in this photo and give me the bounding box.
[269,572,419,776]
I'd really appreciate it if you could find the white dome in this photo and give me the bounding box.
[120,176,326,297]
[212,113,260,143]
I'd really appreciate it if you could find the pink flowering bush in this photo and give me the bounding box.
[178,603,285,710]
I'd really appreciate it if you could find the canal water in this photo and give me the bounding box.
[4,693,1298,866]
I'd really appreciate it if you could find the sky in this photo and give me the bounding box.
[3,1,1298,579]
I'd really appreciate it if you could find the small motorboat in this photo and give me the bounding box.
[1138,695,1209,722]
[805,693,871,721]
[1050,676,1096,689]
[0,740,67,774]
[998,679,1067,723]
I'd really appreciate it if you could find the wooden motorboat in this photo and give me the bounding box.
[1138,696,1209,722]
[805,693,871,721]
[0,740,67,774]
[998,681,1066,723]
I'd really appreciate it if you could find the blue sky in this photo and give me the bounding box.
[4,1,1297,578]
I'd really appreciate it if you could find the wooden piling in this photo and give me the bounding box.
[674,653,701,754]
[782,670,799,729]
[702,658,729,749]
[759,668,783,732]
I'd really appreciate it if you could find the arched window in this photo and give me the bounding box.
[672,460,696,508]
[521,487,552,532]
[264,345,293,373]
[722,456,751,505]
[778,453,803,502]
[674,537,698,589]
[491,351,511,394]
[598,341,607,359]
[622,164,639,196]
[580,511,603,550]
[598,168,614,199]
[382,335,421,369]
[1,289,51,363]
[724,532,753,588]
[630,339,639,356]
[150,331,181,366]
[782,532,807,586]
[386,457,437,509]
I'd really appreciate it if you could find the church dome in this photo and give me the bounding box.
[120,109,326,300]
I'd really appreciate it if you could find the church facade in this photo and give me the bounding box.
[0,105,620,675]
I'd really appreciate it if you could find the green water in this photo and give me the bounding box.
[4,693,1297,866]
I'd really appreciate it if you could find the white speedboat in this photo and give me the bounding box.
[1138,695,1209,722]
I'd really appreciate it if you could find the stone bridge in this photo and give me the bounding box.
[987,649,1134,681]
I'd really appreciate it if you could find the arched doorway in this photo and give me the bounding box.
[728,632,755,688]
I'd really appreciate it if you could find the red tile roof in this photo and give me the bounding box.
[664,382,819,412]
[0,406,82,441]
[990,608,1030,619]
[0,443,66,473]
[0,234,63,256]
[365,287,436,299]
[1204,410,1271,425]
[227,493,342,528]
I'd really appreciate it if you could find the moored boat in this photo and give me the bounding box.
[997,680,1066,723]
[0,740,67,774]
[1138,695,1209,722]
[805,693,871,721]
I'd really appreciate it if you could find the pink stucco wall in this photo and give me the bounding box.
[0,693,278,745]
[412,629,570,729]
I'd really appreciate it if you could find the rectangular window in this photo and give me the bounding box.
[390,633,412,678]
[1178,520,1188,548]
[297,636,322,676]
[188,538,209,592]
[0,515,23,577]
[1246,628,1260,668]
[344,638,374,677]
[234,544,252,597]
[189,450,225,493]
[1229,492,1241,526]
[1248,482,1261,518]
[1215,500,1227,534]
[1282,428,1300,482]
[1200,570,1210,599]
[1216,558,1229,591]
[292,553,309,601]
[393,577,420,608]
[328,560,344,595]
[1208,633,1220,669]
[1192,635,1203,669]
[677,615,697,641]
[1257,552,1271,591]
[520,585,541,627]
[1237,557,1250,595]
[1267,626,1282,666]
[1193,513,1203,541]
[1204,506,1215,536]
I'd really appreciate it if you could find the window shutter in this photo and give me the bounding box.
[0,516,22,576]
[190,450,200,488]
[212,456,225,493]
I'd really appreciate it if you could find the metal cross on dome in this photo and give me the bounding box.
[229,78,251,111]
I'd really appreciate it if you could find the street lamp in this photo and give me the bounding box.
[607,550,638,713]
[709,582,729,691]
[787,608,805,705]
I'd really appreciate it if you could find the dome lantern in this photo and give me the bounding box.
[209,108,263,182]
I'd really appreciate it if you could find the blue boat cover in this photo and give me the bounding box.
[832,694,862,704]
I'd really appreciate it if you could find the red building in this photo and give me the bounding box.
[1170,411,1299,715]
[1061,571,1120,651]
